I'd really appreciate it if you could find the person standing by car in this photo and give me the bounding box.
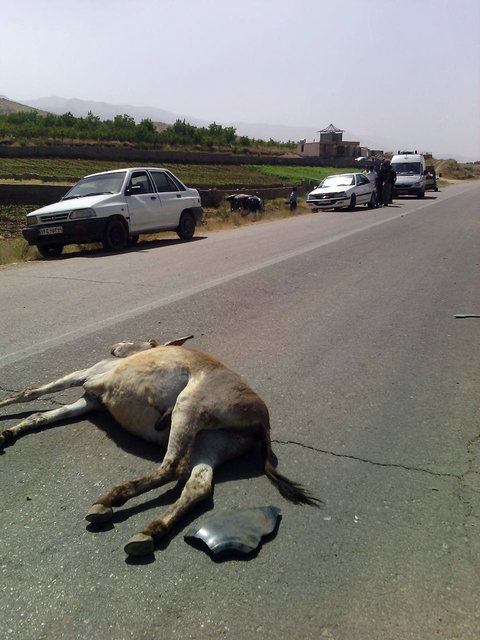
[290,186,297,211]
[382,162,393,206]
[365,165,378,204]
[366,165,377,184]
[376,162,386,207]
[388,164,396,203]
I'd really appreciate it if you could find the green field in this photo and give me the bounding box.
[0,159,285,186]
[245,164,357,184]
[0,158,357,186]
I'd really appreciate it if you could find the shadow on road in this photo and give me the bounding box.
[38,235,207,261]
[84,411,272,562]
[0,402,272,558]
[88,409,270,483]
[395,195,437,200]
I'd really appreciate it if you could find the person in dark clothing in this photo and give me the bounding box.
[382,162,393,206]
[388,165,396,203]
[376,162,386,206]
[289,186,297,211]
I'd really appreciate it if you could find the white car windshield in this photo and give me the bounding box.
[321,175,355,187]
[392,162,422,175]
[63,171,127,200]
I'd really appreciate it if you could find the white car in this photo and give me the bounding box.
[307,172,376,211]
[22,167,203,257]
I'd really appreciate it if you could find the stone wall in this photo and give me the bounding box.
[0,183,305,208]
[0,183,69,205]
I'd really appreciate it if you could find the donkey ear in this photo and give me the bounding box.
[163,335,194,347]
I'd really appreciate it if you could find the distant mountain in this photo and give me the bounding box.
[21,96,325,143]
[0,96,50,116]
[17,95,470,159]
[22,96,193,129]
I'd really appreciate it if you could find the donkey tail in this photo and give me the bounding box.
[261,424,322,507]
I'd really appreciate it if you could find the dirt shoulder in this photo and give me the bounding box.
[0,199,313,265]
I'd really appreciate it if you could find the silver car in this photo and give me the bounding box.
[307,172,376,211]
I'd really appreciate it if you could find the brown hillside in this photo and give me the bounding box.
[433,158,475,180]
[0,97,50,116]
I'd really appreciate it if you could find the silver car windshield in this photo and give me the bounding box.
[392,163,422,175]
[62,171,127,200]
[321,175,355,187]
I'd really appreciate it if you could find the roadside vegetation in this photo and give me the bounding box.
[0,236,38,264]
[202,197,311,229]
[0,111,295,154]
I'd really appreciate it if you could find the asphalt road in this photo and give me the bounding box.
[1,182,479,639]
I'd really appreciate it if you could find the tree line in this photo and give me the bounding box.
[0,110,293,150]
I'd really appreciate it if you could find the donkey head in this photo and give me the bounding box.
[110,335,194,358]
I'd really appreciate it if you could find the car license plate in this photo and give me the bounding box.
[39,226,63,236]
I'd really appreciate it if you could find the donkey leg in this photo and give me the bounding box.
[0,358,119,410]
[0,369,91,409]
[85,454,182,524]
[0,394,101,448]
[124,431,254,556]
[86,397,201,524]
[124,462,213,556]
[85,432,197,523]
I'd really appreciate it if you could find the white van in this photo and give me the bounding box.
[390,153,426,198]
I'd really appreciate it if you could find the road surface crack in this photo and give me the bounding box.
[458,432,480,568]
[272,438,460,479]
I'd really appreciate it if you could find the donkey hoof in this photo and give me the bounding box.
[124,533,154,556]
[85,503,113,523]
[0,430,13,449]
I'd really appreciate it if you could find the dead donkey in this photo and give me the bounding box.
[0,336,320,556]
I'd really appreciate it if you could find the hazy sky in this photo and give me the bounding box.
[1,0,479,159]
